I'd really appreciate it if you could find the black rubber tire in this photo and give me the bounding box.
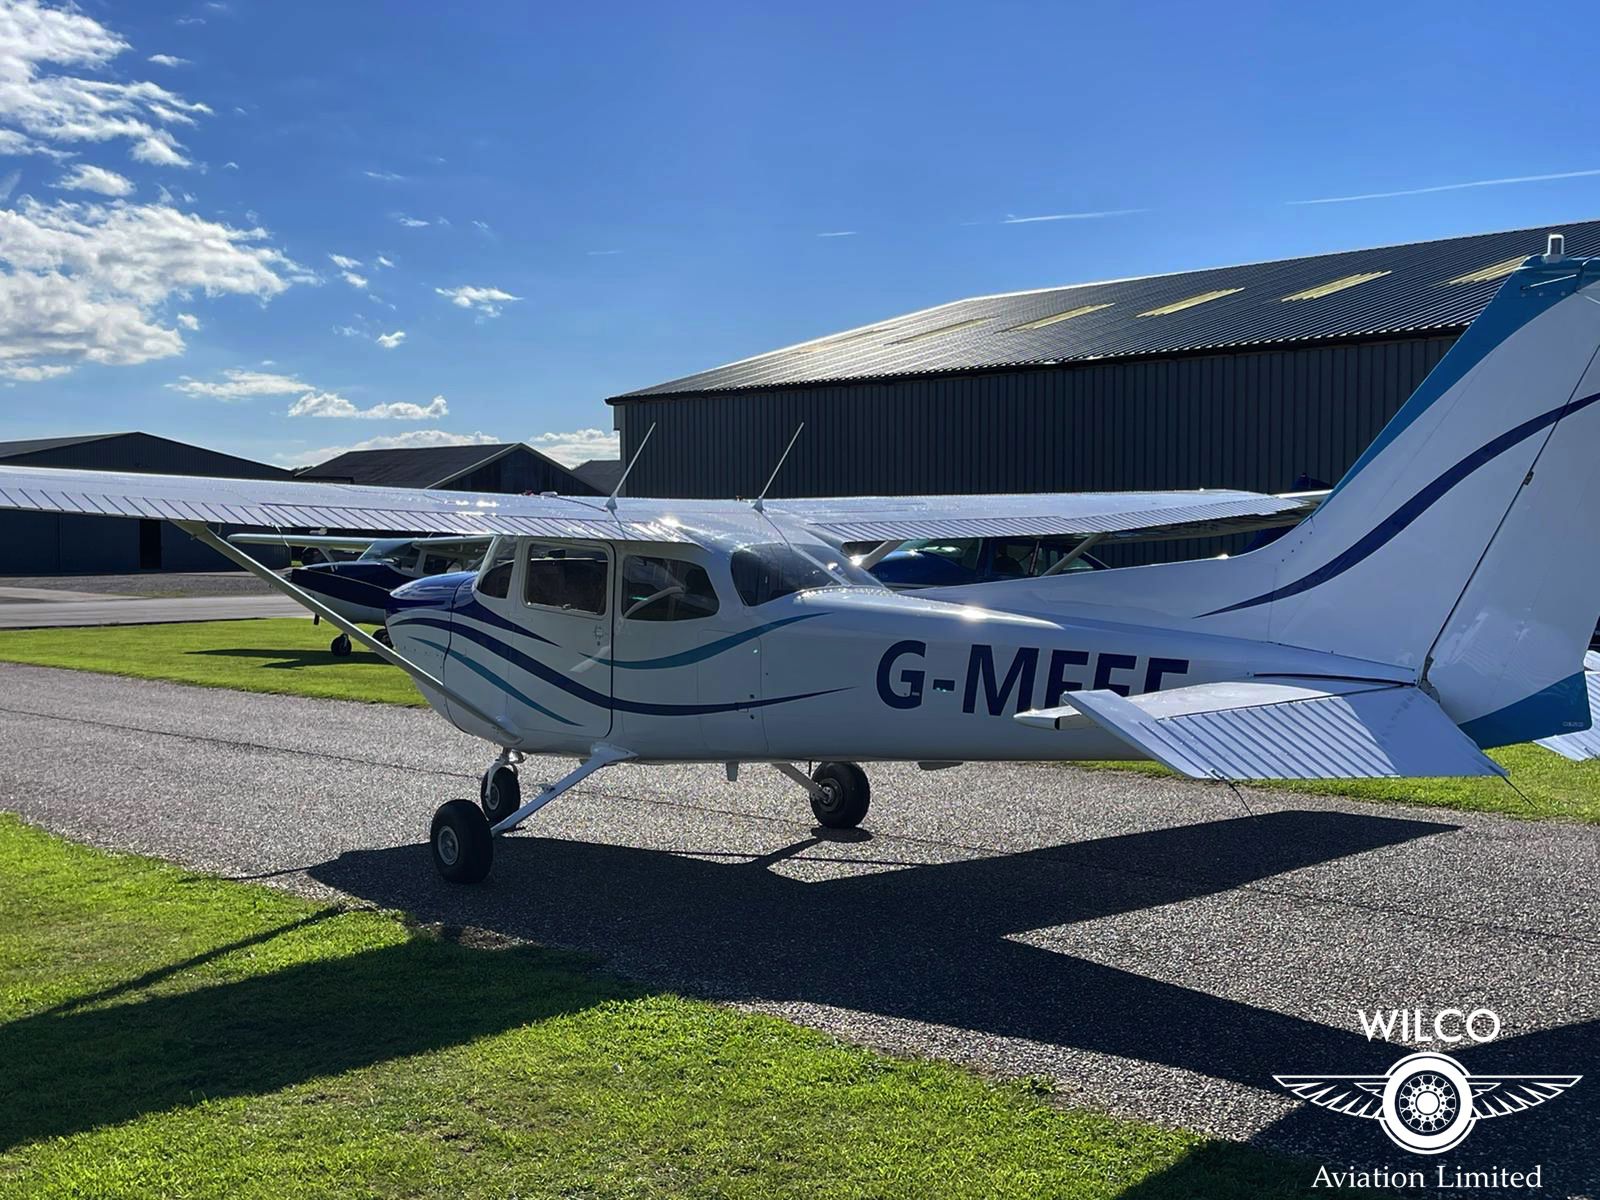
[810,762,871,829]
[480,765,521,824]
[374,626,393,648]
[330,634,352,657]
[431,799,493,884]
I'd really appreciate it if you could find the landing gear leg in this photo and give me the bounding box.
[330,633,352,656]
[776,761,871,829]
[430,745,634,883]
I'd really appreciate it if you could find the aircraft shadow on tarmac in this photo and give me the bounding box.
[308,806,1600,1190]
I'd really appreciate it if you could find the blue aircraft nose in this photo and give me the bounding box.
[387,569,477,616]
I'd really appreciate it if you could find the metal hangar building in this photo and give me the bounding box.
[608,219,1600,560]
[0,432,291,575]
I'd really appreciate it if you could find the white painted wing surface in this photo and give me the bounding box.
[764,489,1317,543]
[0,465,694,542]
[1016,678,1505,780]
[1534,656,1600,761]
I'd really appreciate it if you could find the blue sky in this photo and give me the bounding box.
[2,0,1598,469]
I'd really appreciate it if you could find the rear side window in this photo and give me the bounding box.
[524,544,608,614]
[621,556,720,621]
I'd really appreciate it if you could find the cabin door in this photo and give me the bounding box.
[449,538,614,742]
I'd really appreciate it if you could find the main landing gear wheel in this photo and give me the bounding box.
[373,627,392,649]
[480,764,521,824]
[431,799,493,884]
[329,633,352,657]
[810,762,870,829]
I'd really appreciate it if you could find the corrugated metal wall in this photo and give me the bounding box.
[613,335,1456,564]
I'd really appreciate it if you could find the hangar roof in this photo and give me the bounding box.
[614,218,1600,399]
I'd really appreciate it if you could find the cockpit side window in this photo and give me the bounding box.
[523,543,609,615]
[621,555,720,621]
[477,539,516,599]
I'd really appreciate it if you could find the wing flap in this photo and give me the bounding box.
[1018,678,1505,780]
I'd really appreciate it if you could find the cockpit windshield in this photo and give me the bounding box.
[729,542,881,606]
[361,539,419,570]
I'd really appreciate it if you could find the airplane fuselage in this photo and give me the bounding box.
[387,554,1402,765]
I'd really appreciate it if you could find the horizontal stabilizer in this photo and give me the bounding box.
[1534,654,1600,761]
[1017,678,1505,781]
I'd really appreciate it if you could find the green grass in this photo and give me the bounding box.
[1079,741,1600,824]
[0,618,425,706]
[0,814,1360,1200]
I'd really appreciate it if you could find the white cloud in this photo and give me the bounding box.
[276,427,498,467]
[375,329,405,349]
[472,219,491,233]
[1290,168,1600,205]
[586,248,621,256]
[147,53,190,67]
[396,214,428,227]
[816,230,856,238]
[0,198,308,378]
[175,311,199,330]
[53,163,134,196]
[435,283,519,317]
[1000,209,1148,224]
[339,269,367,289]
[327,252,361,269]
[288,393,446,420]
[0,0,212,167]
[222,159,237,169]
[0,128,70,158]
[375,254,395,268]
[1,361,72,381]
[168,368,311,401]
[364,169,403,182]
[528,427,620,468]
[332,324,361,338]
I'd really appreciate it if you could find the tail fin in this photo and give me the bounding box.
[1204,241,1600,746]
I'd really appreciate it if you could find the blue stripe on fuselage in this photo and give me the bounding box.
[1200,391,1600,618]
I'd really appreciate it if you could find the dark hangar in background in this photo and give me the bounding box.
[609,219,1600,562]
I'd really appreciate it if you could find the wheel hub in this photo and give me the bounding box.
[436,825,459,866]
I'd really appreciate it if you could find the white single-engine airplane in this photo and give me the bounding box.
[4,240,1599,884]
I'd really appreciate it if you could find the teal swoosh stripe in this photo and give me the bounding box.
[587,613,823,670]
[415,636,579,727]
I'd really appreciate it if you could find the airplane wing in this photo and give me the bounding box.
[229,533,392,553]
[0,464,1319,547]
[1016,678,1505,780]
[1534,652,1600,761]
[763,489,1321,544]
[229,532,495,555]
[0,465,694,542]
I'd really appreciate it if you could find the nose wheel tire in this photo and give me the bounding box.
[329,633,352,657]
[810,762,870,829]
[431,799,493,883]
[480,764,521,824]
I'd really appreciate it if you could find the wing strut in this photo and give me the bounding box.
[178,521,519,744]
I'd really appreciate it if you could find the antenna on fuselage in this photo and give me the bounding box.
[605,422,655,513]
[751,423,804,514]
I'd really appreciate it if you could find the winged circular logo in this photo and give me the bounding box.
[1275,1051,1581,1155]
